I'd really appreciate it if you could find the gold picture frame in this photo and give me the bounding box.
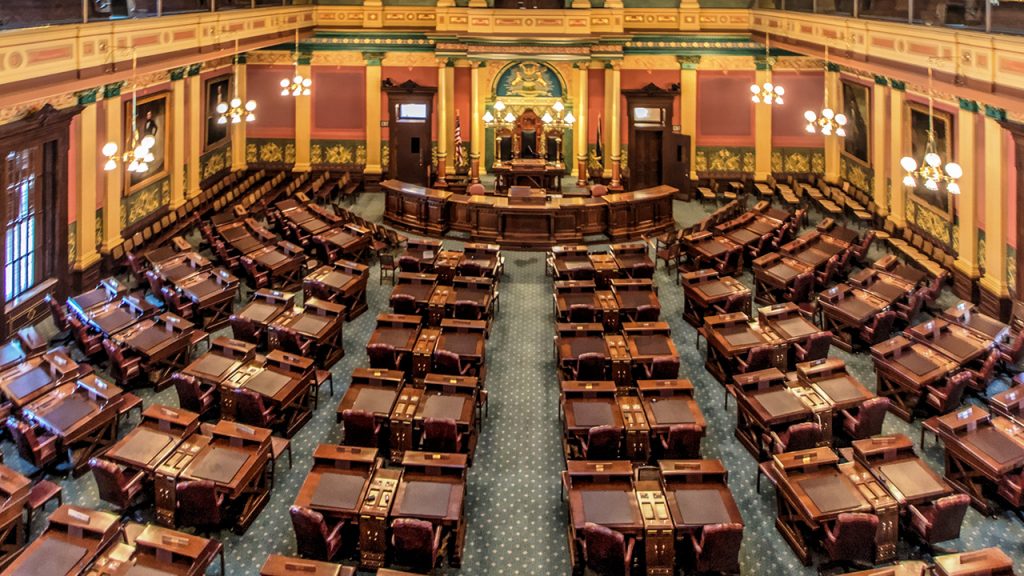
[204,75,231,152]
[841,80,870,164]
[906,101,954,218]
[124,91,170,192]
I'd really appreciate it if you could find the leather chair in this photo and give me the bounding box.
[569,304,597,324]
[998,468,1024,508]
[7,417,60,474]
[229,315,262,346]
[924,371,972,415]
[233,388,277,429]
[631,304,661,322]
[240,256,270,290]
[572,352,607,381]
[850,230,875,265]
[859,310,896,347]
[467,183,486,196]
[569,266,595,282]
[581,522,633,576]
[458,261,484,278]
[644,356,679,380]
[581,425,622,460]
[144,270,165,300]
[823,513,878,568]
[590,185,609,198]
[712,293,747,316]
[68,315,103,357]
[1000,329,1024,374]
[714,247,743,276]
[736,345,772,374]
[397,256,421,273]
[627,263,655,280]
[89,457,145,515]
[434,349,473,376]
[171,373,217,420]
[815,255,840,287]
[367,342,400,370]
[125,251,147,285]
[422,417,461,453]
[785,272,815,304]
[277,327,313,357]
[768,422,822,455]
[289,505,344,561]
[379,252,398,285]
[102,339,142,388]
[341,409,380,447]
[907,493,970,553]
[692,523,743,574]
[391,518,446,574]
[793,331,832,364]
[747,233,773,261]
[44,294,70,334]
[453,300,484,321]
[841,397,890,440]
[963,348,1001,392]
[660,423,701,459]
[391,293,419,316]
[161,287,195,320]
[175,480,224,532]
[895,291,926,326]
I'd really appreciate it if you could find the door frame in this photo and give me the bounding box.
[384,80,436,186]
[623,83,677,191]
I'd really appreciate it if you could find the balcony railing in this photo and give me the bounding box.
[0,0,305,31]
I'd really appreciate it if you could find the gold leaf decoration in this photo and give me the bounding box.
[246,143,258,164]
[259,142,283,163]
[771,151,782,173]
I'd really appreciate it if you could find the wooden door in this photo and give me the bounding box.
[385,81,436,187]
[664,133,691,194]
[631,130,663,190]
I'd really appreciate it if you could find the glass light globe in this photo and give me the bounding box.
[302,78,312,88]
[281,89,289,96]
[293,75,302,84]
[542,112,553,123]
[230,98,241,108]
[835,114,847,126]
[775,86,785,96]
[133,146,146,157]
[804,110,817,122]
[822,108,834,119]
[924,178,939,191]
[245,101,257,112]
[504,112,516,123]
[216,102,228,114]
[217,116,228,125]
[945,162,963,179]
[138,162,148,173]
[128,160,139,172]
[280,79,290,88]
[104,158,117,171]
[900,156,918,172]
[494,100,506,112]
[231,116,241,124]
[764,83,773,92]
[924,152,941,168]
[102,142,118,157]
[821,126,832,136]
[805,124,816,134]
[141,135,156,149]
[564,112,575,125]
[947,181,961,194]
[553,100,564,112]
[751,84,760,94]
[302,88,311,96]
[246,113,255,122]
[836,127,846,137]
[763,96,771,104]
[482,111,494,123]
[774,96,784,105]
[752,95,760,103]
[144,152,154,163]
[903,174,917,187]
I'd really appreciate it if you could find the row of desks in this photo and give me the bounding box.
[231,292,346,366]
[550,242,655,285]
[367,314,486,383]
[554,278,659,332]
[555,321,678,387]
[390,273,495,329]
[399,239,503,283]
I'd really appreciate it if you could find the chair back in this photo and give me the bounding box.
[467,183,486,196]
[741,345,772,373]
[937,371,972,411]
[391,293,418,316]
[7,418,44,466]
[663,423,701,459]
[722,293,747,314]
[582,522,627,575]
[1006,329,1024,365]
[175,480,222,529]
[458,261,484,278]
[648,356,679,379]
[89,458,133,509]
[863,311,896,343]
[433,349,463,375]
[797,332,832,363]
[45,294,69,330]
[171,373,205,414]
[569,304,597,324]
[233,388,272,427]
[826,513,878,564]
[145,270,164,297]
[789,272,814,302]
[576,352,607,381]
[367,342,398,369]
[289,505,334,559]
[391,518,436,571]
[342,409,378,447]
[629,263,654,279]
[397,256,420,273]
[422,417,459,453]
[695,523,744,574]
[379,252,396,269]
[848,397,889,439]
[634,304,660,322]
[590,185,608,198]
[454,300,483,321]
[276,327,307,356]
[585,425,622,460]
[229,315,262,344]
[923,494,971,543]
[782,422,822,452]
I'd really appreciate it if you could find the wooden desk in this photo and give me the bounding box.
[0,348,79,410]
[752,253,813,306]
[735,385,815,460]
[391,452,468,567]
[428,277,494,328]
[260,555,356,576]
[818,284,891,352]
[941,302,1011,347]
[336,368,404,429]
[112,313,195,387]
[247,243,306,290]
[436,320,487,378]
[304,260,369,320]
[175,268,239,331]
[624,322,678,379]
[933,548,1015,576]
[151,252,211,286]
[681,271,750,328]
[844,562,929,576]
[871,335,959,421]
[659,459,742,572]
[318,225,371,263]
[269,298,346,367]
[232,289,295,349]
[849,268,916,306]
[368,314,422,374]
[565,461,650,573]
[638,379,705,451]
[294,445,377,534]
[768,447,898,565]
[906,318,995,375]
[67,278,127,318]
[220,350,315,437]
[85,295,154,337]
[852,434,953,508]
[181,338,255,389]
[3,505,120,575]
[390,273,438,318]
[0,465,29,567]
[684,234,740,272]
[702,313,775,385]
[555,324,630,387]
[87,523,223,576]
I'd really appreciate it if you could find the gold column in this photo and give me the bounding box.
[754,60,772,181]
[678,56,699,181]
[824,63,841,182]
[293,54,312,172]
[871,76,890,216]
[575,61,589,187]
[608,61,622,189]
[364,52,384,188]
[186,65,202,198]
[603,62,614,179]
[230,56,249,173]
[981,105,1009,300]
[888,79,907,227]
[102,83,124,252]
[469,60,483,183]
[170,69,186,208]
[445,62,456,176]
[435,58,449,188]
[75,90,100,271]
[955,99,980,284]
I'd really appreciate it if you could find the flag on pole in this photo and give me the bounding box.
[595,114,604,161]
[454,110,464,168]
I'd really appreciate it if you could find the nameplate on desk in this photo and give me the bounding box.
[284,561,318,572]
[67,509,91,523]
[161,535,191,547]
[957,408,973,421]
[236,424,256,435]
[810,359,827,367]
[53,355,67,367]
[160,408,179,418]
[1008,392,1018,402]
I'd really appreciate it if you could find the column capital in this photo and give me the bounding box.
[889,78,906,91]
[573,60,592,70]
[677,55,700,70]
[604,60,621,71]
[187,63,202,77]
[236,53,248,65]
[958,98,979,113]
[362,51,386,66]
[873,75,888,86]
[297,51,313,66]
[103,82,125,99]
[469,59,487,68]
[75,88,99,106]
[825,62,841,73]
[984,105,1007,121]
[754,55,774,71]
[437,57,455,68]
[169,67,188,82]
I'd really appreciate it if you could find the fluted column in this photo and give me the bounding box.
[364,52,384,189]
[469,61,483,183]
[678,56,699,181]
[824,63,841,182]
[435,58,450,188]
[444,62,456,176]
[754,58,772,181]
[955,99,981,298]
[575,61,589,187]
[186,64,202,198]
[230,56,249,173]
[981,105,1010,308]
[293,53,312,172]
[170,68,187,208]
[75,89,100,274]
[102,82,124,252]
[871,76,890,216]
[888,79,907,227]
[602,62,614,179]
[608,61,622,189]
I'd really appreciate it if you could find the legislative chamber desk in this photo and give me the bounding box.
[336,368,404,438]
[702,312,775,385]
[383,180,675,247]
[681,270,750,327]
[556,323,631,387]
[260,555,356,576]
[368,314,422,374]
[905,318,995,376]
[85,523,224,576]
[0,464,29,567]
[103,404,199,481]
[66,277,127,317]
[155,420,272,533]
[388,377,478,463]
[933,405,1024,514]
[303,260,369,320]
[111,313,195,388]
[870,334,959,421]
[232,289,295,349]
[659,459,743,568]
[391,452,468,568]
[3,505,120,576]
[752,253,813,305]
[766,447,898,565]
[268,298,346,367]
[851,434,953,509]
[219,349,315,437]
[0,347,79,411]
[933,548,1016,576]
[293,445,379,557]
[559,380,651,461]
[941,302,1012,347]
[849,268,917,307]
[818,284,891,352]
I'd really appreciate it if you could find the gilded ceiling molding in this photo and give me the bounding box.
[621,54,680,71]
[380,52,442,67]
[0,93,77,126]
[309,51,371,66]
[695,55,756,71]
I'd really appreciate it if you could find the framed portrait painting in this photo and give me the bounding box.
[124,92,169,190]
[906,101,954,217]
[205,76,230,150]
[841,80,870,164]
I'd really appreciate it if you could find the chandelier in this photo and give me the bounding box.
[102,49,155,174]
[541,100,576,130]
[750,34,784,105]
[804,46,846,137]
[280,30,311,97]
[900,68,962,194]
[482,99,516,127]
[218,40,256,124]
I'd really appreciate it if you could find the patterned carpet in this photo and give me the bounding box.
[8,192,1023,575]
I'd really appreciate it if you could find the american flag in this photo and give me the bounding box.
[454,111,464,168]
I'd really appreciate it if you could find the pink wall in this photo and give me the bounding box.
[697,71,755,146]
[312,67,366,140]
[454,67,471,142]
[247,65,296,139]
[381,66,438,141]
[588,69,605,145]
[772,72,824,148]
[619,69,679,145]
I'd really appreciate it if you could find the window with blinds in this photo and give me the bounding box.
[4,148,40,302]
